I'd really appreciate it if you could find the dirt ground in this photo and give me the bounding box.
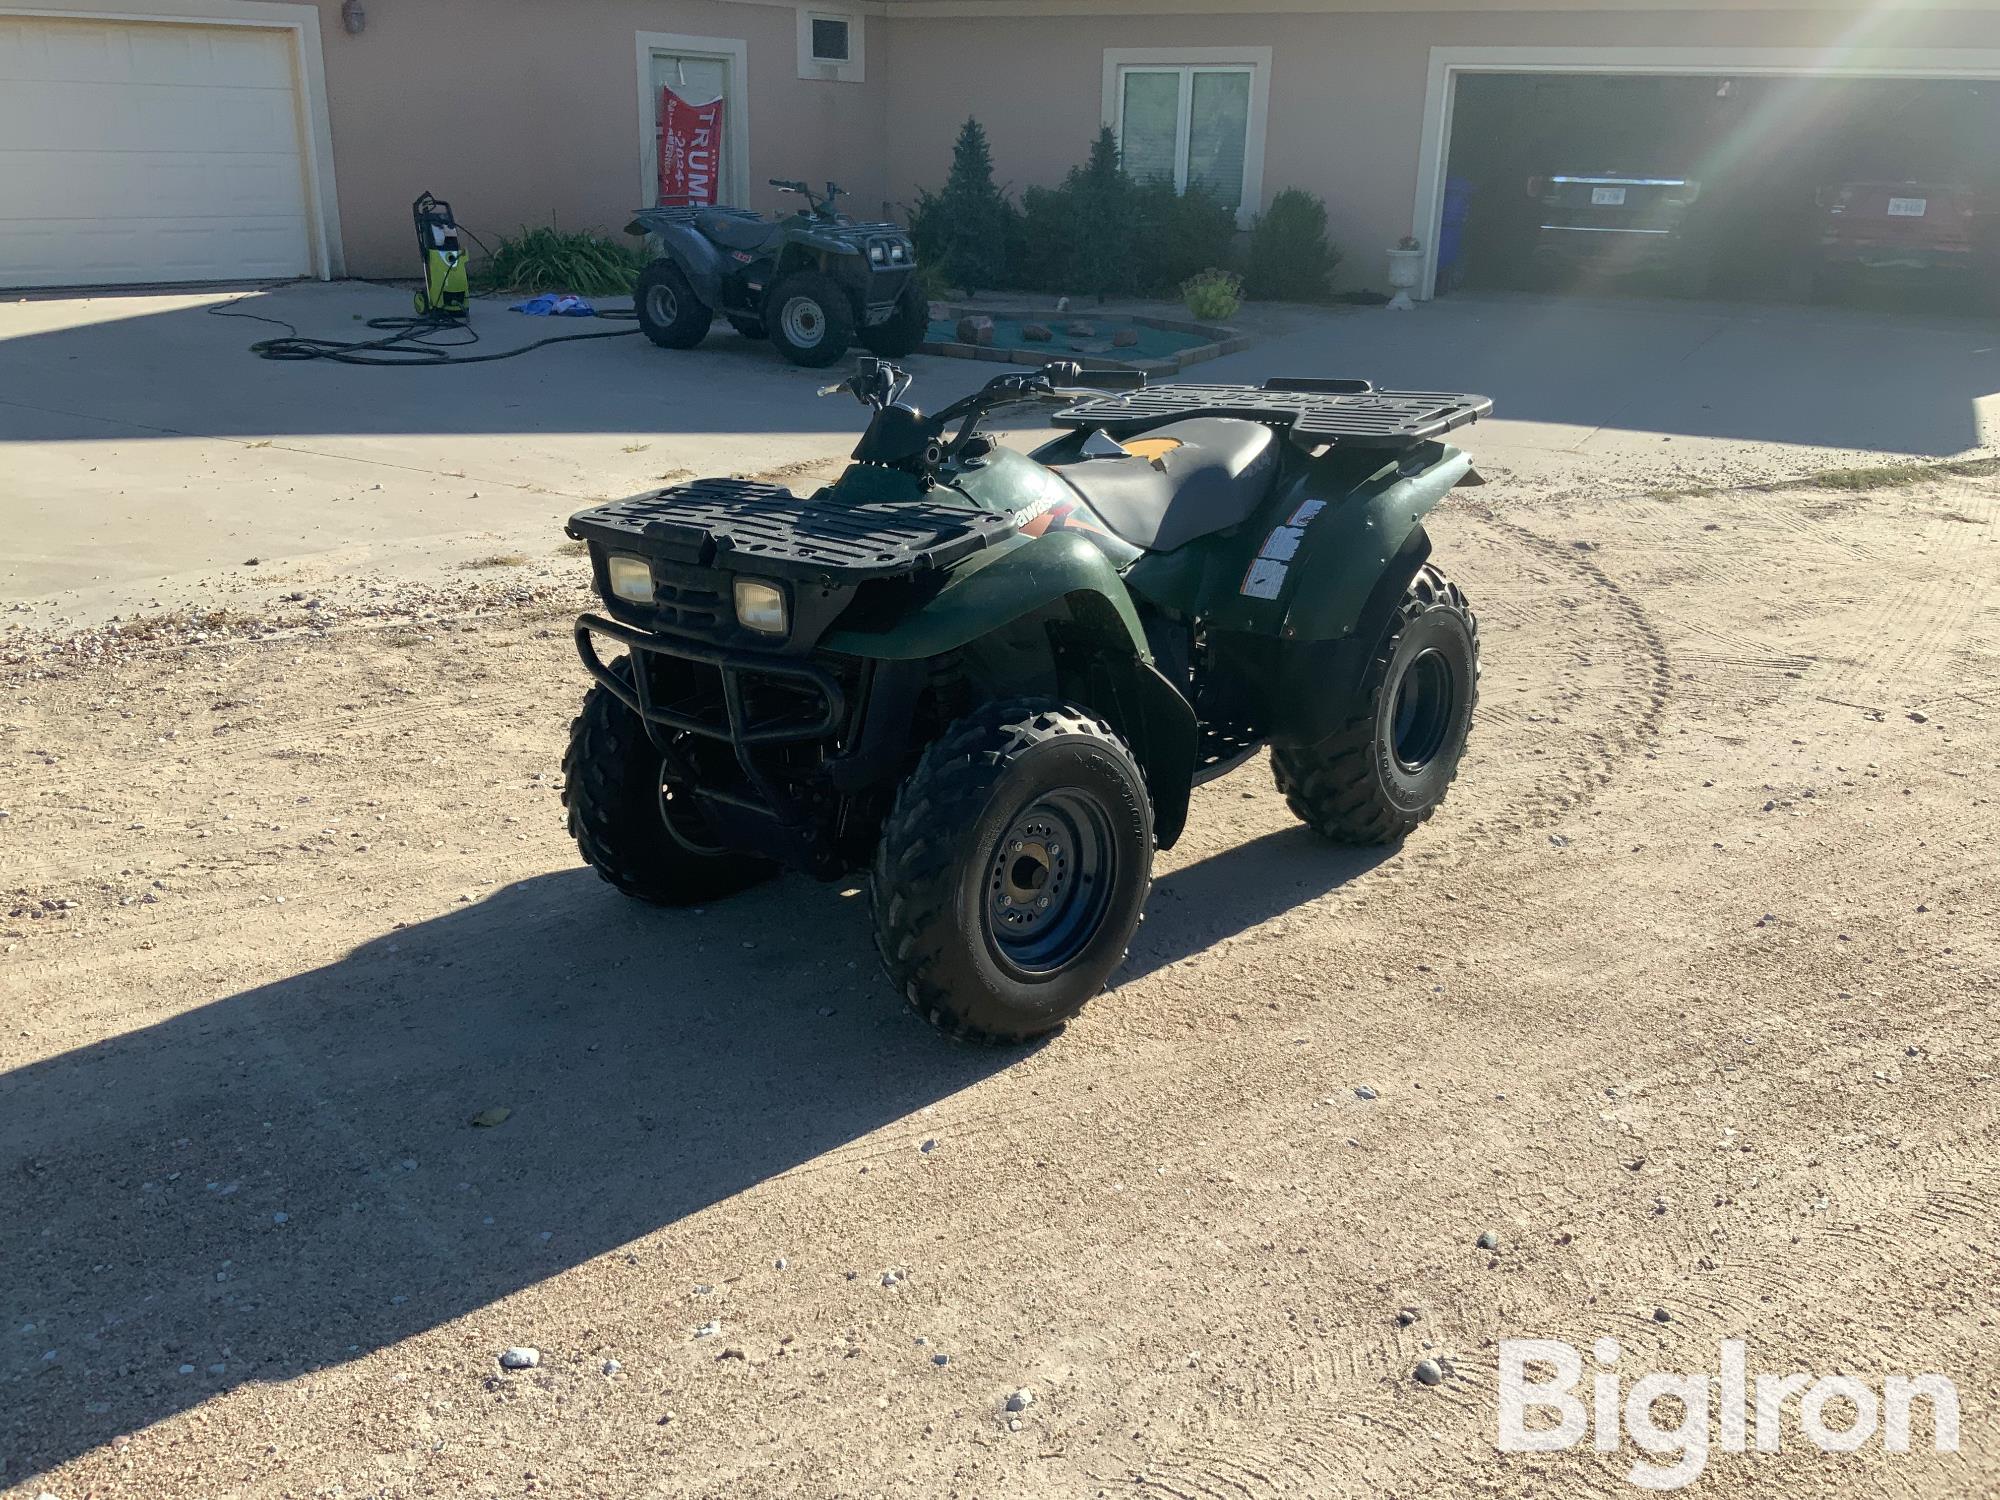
[2,458,1997,1498]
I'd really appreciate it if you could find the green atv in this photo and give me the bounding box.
[562,359,1489,1041]
[626,179,926,368]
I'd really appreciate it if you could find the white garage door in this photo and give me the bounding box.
[0,16,313,288]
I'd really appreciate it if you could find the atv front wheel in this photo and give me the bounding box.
[563,660,772,904]
[1272,562,1479,845]
[634,261,713,350]
[766,271,855,368]
[871,700,1154,1042]
[859,282,930,359]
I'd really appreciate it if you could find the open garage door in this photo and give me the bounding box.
[1415,49,2000,307]
[0,15,319,289]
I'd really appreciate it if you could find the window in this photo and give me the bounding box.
[810,16,850,64]
[797,9,864,83]
[1117,65,1254,212]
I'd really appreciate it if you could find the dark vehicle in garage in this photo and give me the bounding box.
[1527,171,1713,295]
[1811,179,1998,306]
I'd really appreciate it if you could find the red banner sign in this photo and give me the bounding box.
[657,86,723,207]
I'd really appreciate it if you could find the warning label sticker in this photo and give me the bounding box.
[1240,557,1287,600]
[1288,498,1326,527]
[1259,525,1306,564]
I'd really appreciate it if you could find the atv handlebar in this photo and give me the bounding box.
[831,357,1149,477]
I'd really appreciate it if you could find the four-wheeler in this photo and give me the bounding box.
[561,359,1489,1042]
[626,179,927,367]
[1526,169,1714,296]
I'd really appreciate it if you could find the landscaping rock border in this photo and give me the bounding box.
[919,304,1255,378]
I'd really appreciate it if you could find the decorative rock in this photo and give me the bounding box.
[1006,1387,1035,1412]
[955,315,996,346]
[1414,1358,1444,1386]
[1067,321,1097,337]
[1021,322,1054,342]
[1111,328,1140,349]
[498,1347,540,1370]
[1475,1230,1499,1251]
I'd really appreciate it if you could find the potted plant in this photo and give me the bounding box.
[1387,234,1424,311]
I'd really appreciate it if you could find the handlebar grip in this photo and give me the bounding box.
[1070,368,1148,391]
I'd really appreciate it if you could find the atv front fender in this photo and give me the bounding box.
[1278,445,1473,643]
[822,530,1149,664]
[823,531,1201,847]
[625,212,729,307]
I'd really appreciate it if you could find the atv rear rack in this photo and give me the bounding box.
[1053,378,1492,452]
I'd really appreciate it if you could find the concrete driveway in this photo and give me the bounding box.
[3,280,1995,623]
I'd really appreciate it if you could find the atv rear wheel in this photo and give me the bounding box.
[871,699,1154,1043]
[1272,562,1479,845]
[859,282,929,359]
[634,261,713,350]
[766,271,855,368]
[563,659,773,904]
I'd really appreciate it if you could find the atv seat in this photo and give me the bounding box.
[1053,417,1279,553]
[697,210,782,253]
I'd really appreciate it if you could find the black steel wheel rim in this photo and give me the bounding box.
[1391,648,1455,772]
[983,791,1116,975]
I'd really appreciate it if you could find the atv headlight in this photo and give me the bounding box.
[869,242,887,264]
[734,577,788,635]
[606,553,653,603]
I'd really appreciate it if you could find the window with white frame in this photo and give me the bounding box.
[1116,65,1254,210]
[797,8,864,82]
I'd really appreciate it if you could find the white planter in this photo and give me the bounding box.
[1385,247,1425,311]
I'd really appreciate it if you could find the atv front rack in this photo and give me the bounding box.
[1053,379,1492,452]
[570,478,1014,582]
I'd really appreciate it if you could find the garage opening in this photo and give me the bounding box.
[0,15,317,290]
[1435,72,2000,311]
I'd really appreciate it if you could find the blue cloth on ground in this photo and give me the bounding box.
[510,294,599,317]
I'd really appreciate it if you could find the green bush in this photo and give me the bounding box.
[1130,179,1239,297]
[909,118,1016,294]
[476,227,646,296]
[1245,188,1342,302]
[1180,267,1243,321]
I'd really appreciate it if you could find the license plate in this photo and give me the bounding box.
[1887,197,1928,218]
[1592,186,1628,206]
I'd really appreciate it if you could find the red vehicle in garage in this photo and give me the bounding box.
[1811,180,1998,306]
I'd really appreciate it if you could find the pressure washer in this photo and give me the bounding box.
[211,189,638,365]
[411,191,470,319]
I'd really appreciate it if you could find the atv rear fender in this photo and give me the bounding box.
[1254,443,1473,748]
[1275,443,1473,643]
[626,211,731,307]
[821,530,1200,846]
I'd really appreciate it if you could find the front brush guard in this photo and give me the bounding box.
[574,612,846,820]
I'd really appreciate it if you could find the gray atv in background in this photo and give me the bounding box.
[626,179,928,368]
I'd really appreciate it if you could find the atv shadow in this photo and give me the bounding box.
[1125,824,1393,981]
[0,868,1022,1478]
